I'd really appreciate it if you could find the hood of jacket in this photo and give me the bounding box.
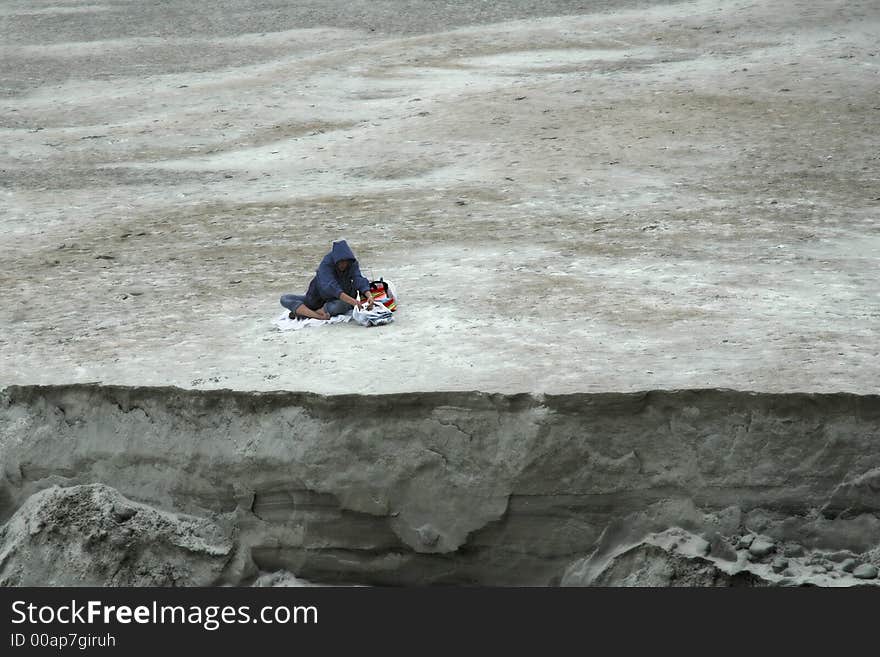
[330,240,356,264]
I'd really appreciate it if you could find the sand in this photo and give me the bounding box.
[1,0,878,395]
[3,384,879,585]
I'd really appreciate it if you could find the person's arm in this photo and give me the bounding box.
[349,261,374,307]
[352,262,371,296]
[315,260,344,300]
[339,290,375,309]
[339,291,361,308]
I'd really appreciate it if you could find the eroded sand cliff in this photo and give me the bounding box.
[2,385,878,586]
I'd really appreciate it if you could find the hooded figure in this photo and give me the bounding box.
[280,240,374,320]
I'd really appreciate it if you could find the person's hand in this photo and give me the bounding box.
[317,309,330,320]
[353,294,374,310]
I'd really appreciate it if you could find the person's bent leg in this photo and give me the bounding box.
[296,305,329,320]
[324,299,353,317]
[280,294,307,312]
[281,294,329,320]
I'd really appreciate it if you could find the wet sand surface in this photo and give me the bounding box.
[1,0,878,394]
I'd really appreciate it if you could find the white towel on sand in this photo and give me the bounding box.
[273,311,351,331]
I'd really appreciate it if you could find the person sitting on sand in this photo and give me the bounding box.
[280,240,375,320]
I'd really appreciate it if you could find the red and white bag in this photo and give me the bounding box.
[368,279,398,312]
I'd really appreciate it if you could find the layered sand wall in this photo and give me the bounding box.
[2,384,878,585]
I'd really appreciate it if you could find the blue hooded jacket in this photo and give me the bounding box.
[303,240,371,309]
